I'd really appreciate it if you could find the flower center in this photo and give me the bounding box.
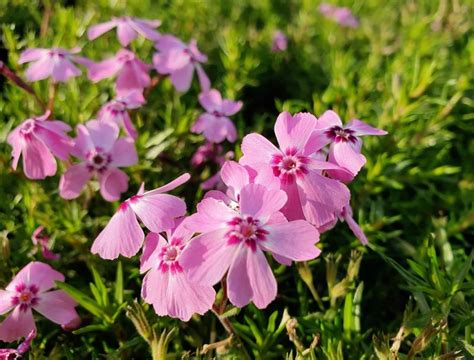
[226,216,268,252]
[117,52,134,62]
[212,110,224,117]
[20,119,36,136]
[11,283,39,312]
[158,239,185,274]
[325,126,357,143]
[86,147,112,172]
[271,147,309,184]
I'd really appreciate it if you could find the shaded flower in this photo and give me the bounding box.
[0,329,35,359]
[31,226,60,261]
[7,111,72,180]
[319,3,359,28]
[310,110,387,182]
[88,16,161,46]
[18,47,90,82]
[140,219,215,321]
[0,262,78,342]
[191,142,223,168]
[240,111,350,227]
[180,183,320,309]
[91,174,190,260]
[86,49,151,95]
[97,91,146,139]
[153,35,210,92]
[192,89,242,143]
[59,120,137,202]
[271,30,288,52]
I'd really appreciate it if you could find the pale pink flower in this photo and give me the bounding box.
[0,329,35,358]
[271,30,288,52]
[0,262,78,342]
[59,120,137,202]
[310,110,387,182]
[86,49,151,95]
[31,226,60,261]
[91,174,190,260]
[180,183,320,309]
[7,111,72,180]
[153,35,210,92]
[18,47,90,82]
[319,3,359,28]
[192,89,242,143]
[240,111,350,227]
[87,17,161,46]
[97,91,145,139]
[140,219,215,321]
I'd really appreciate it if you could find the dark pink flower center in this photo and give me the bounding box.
[212,110,224,117]
[117,52,134,63]
[325,126,357,143]
[226,216,268,252]
[158,238,184,274]
[86,147,112,173]
[107,101,127,115]
[11,283,39,312]
[20,120,36,136]
[271,147,309,184]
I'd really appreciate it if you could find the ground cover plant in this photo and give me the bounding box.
[0,0,473,359]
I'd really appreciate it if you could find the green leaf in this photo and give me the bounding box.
[73,324,109,335]
[114,261,124,305]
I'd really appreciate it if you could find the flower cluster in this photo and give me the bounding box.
[319,3,359,28]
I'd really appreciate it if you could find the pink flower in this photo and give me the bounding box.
[97,91,145,139]
[191,142,223,167]
[319,4,359,28]
[7,111,72,180]
[0,329,35,358]
[18,47,90,82]
[153,35,210,92]
[87,17,161,46]
[140,219,215,321]
[59,120,137,202]
[31,226,60,261]
[91,174,190,260]
[310,110,387,182]
[180,183,320,309]
[191,89,242,143]
[0,262,79,342]
[271,30,288,52]
[86,49,151,95]
[240,111,350,227]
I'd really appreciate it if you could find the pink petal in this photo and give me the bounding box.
[33,290,78,325]
[99,168,129,202]
[343,206,368,245]
[128,19,161,41]
[122,113,138,139]
[274,112,317,152]
[201,115,236,143]
[222,99,243,116]
[59,163,92,200]
[87,21,117,40]
[85,120,119,151]
[6,262,64,293]
[91,204,144,260]
[111,138,138,167]
[71,124,94,159]
[140,233,166,273]
[315,110,343,129]
[263,220,321,261]
[7,126,24,170]
[24,57,53,81]
[304,129,333,154]
[51,59,81,82]
[239,184,287,220]
[35,121,72,160]
[22,136,57,179]
[143,173,190,196]
[179,229,234,285]
[155,34,185,52]
[347,119,388,136]
[116,61,151,94]
[0,307,35,342]
[185,198,236,233]
[220,161,250,197]
[253,165,281,190]
[195,63,210,92]
[280,181,305,221]
[18,48,48,64]
[0,290,15,315]
[240,133,281,167]
[329,141,366,179]
[170,63,194,92]
[142,269,169,315]
[198,89,222,113]
[153,49,190,73]
[227,245,252,308]
[273,253,292,266]
[117,23,138,46]
[247,248,277,309]
[87,58,122,82]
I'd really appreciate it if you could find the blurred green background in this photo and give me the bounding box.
[0,0,473,358]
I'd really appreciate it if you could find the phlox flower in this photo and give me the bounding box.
[59,120,137,202]
[140,219,215,321]
[191,142,223,168]
[7,111,72,180]
[18,47,89,82]
[0,329,35,358]
[240,111,350,227]
[271,30,288,52]
[97,90,145,139]
[153,35,210,92]
[0,262,79,342]
[191,89,242,143]
[87,16,161,46]
[319,3,359,28]
[86,49,151,95]
[31,226,60,261]
[310,110,387,182]
[318,204,368,245]
[180,183,320,309]
[91,174,190,260]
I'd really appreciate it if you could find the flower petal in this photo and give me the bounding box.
[227,245,252,308]
[170,63,194,92]
[0,290,15,315]
[33,290,78,325]
[59,163,92,200]
[247,248,277,309]
[240,133,281,167]
[347,119,387,136]
[239,183,287,220]
[0,307,35,342]
[87,21,117,40]
[110,138,138,167]
[274,112,317,152]
[6,262,64,293]
[22,135,57,180]
[99,168,129,202]
[140,233,166,273]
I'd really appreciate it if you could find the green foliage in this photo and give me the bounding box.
[0,0,473,358]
